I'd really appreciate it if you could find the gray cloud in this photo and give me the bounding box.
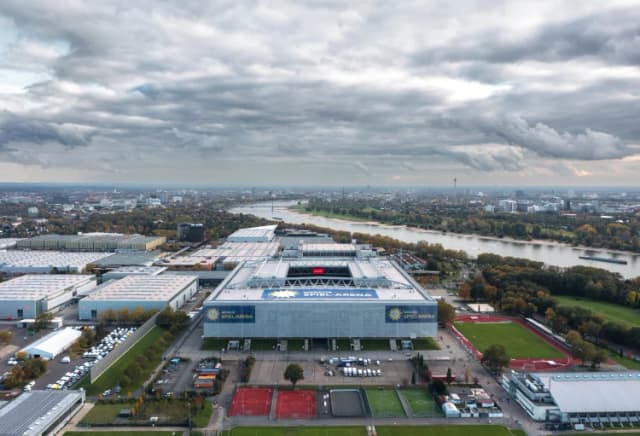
[0,1,638,185]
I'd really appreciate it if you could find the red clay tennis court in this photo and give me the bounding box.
[228,387,273,416]
[275,390,317,419]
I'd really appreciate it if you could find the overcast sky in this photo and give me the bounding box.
[1,1,639,186]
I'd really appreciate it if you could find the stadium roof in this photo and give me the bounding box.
[83,275,197,302]
[0,275,96,300]
[209,257,433,302]
[227,225,277,242]
[536,372,640,414]
[0,390,83,436]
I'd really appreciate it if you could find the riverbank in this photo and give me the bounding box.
[289,205,640,258]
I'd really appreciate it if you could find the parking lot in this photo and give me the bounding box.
[249,357,414,386]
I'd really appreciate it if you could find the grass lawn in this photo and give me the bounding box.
[201,337,230,350]
[554,295,640,328]
[606,349,640,370]
[80,399,212,426]
[80,403,123,425]
[223,427,366,436]
[360,339,391,351]
[412,337,440,350]
[365,388,406,417]
[453,321,565,359]
[400,388,440,417]
[65,433,178,436]
[80,327,166,395]
[375,426,527,436]
[222,426,521,436]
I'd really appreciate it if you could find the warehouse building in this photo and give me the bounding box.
[502,371,640,427]
[20,327,82,360]
[78,275,198,320]
[177,222,205,242]
[0,250,109,274]
[102,266,167,281]
[0,389,85,436]
[16,233,166,251]
[93,251,162,269]
[227,224,277,242]
[203,245,437,341]
[0,275,97,319]
[0,238,21,249]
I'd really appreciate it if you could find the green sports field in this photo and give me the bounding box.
[221,425,522,436]
[365,388,406,417]
[554,295,640,328]
[400,388,440,417]
[453,321,565,359]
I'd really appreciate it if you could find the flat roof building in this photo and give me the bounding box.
[0,238,21,250]
[20,327,82,360]
[0,250,110,274]
[93,251,162,269]
[102,266,167,281]
[163,241,279,270]
[78,275,198,320]
[0,275,97,319]
[0,390,85,436]
[204,253,437,340]
[227,225,277,242]
[503,371,640,426]
[16,233,166,251]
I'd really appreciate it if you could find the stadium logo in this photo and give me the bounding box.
[268,290,298,299]
[207,308,220,321]
[388,307,402,321]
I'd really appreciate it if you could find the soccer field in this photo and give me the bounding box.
[222,425,521,436]
[400,388,440,417]
[365,388,406,417]
[453,321,565,359]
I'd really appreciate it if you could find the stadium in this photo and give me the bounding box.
[203,243,437,344]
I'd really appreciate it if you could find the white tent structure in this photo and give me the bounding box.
[21,328,82,360]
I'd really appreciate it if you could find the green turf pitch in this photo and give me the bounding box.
[554,295,640,328]
[223,427,366,436]
[365,389,406,417]
[400,388,440,417]
[223,426,522,436]
[453,321,565,359]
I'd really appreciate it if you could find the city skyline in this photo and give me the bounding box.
[1,1,639,186]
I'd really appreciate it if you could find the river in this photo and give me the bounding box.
[231,201,640,279]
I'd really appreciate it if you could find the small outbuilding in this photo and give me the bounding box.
[20,327,82,360]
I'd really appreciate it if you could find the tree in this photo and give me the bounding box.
[0,329,13,344]
[284,363,304,389]
[446,367,453,385]
[458,282,472,300]
[437,300,455,326]
[34,312,53,332]
[481,344,510,374]
[590,348,608,369]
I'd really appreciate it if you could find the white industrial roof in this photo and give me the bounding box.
[83,275,197,302]
[539,372,640,414]
[164,241,279,267]
[227,225,277,242]
[0,250,109,271]
[210,257,431,302]
[0,238,21,250]
[0,390,84,436]
[0,274,96,300]
[105,266,167,275]
[21,328,82,359]
[301,243,357,253]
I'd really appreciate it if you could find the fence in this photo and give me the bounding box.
[90,313,158,383]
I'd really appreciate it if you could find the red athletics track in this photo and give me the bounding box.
[275,390,317,419]
[228,387,273,416]
[450,314,580,371]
